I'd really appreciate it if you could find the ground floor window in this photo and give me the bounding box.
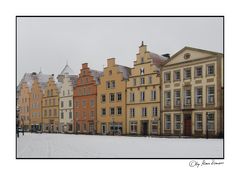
[101,123,107,134]
[68,124,73,132]
[89,123,94,133]
[195,113,203,130]
[130,121,137,134]
[151,121,158,134]
[83,123,87,132]
[207,112,215,131]
[174,114,181,130]
[76,122,80,132]
[165,114,171,130]
[110,123,122,135]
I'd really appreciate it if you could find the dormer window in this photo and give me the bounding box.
[140,68,144,75]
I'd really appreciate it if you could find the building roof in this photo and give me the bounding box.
[149,52,168,67]
[90,69,103,84]
[17,72,51,92]
[117,65,131,80]
[59,64,75,75]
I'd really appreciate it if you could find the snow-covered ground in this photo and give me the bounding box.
[17,133,223,158]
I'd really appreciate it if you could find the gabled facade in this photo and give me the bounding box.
[19,82,31,131]
[59,73,76,133]
[97,58,131,135]
[73,63,102,134]
[42,75,60,133]
[126,42,167,135]
[161,47,223,137]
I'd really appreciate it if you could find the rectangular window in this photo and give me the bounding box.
[174,70,180,81]
[101,108,106,116]
[152,107,158,117]
[165,91,171,107]
[117,107,122,115]
[184,89,191,105]
[207,112,215,130]
[151,121,158,134]
[130,121,137,134]
[49,99,51,106]
[130,108,135,118]
[164,72,171,82]
[140,77,145,85]
[195,87,203,105]
[69,111,72,119]
[117,93,122,101]
[110,107,115,115]
[207,86,215,104]
[110,93,115,102]
[69,100,72,107]
[140,91,145,101]
[61,112,64,119]
[174,114,181,130]
[133,78,137,86]
[53,98,55,105]
[49,109,51,116]
[61,101,64,108]
[151,90,157,101]
[90,99,94,107]
[130,92,135,102]
[54,109,57,116]
[101,94,106,103]
[165,114,171,130]
[90,111,94,119]
[184,68,191,80]
[141,107,147,117]
[195,113,202,130]
[174,90,181,106]
[45,100,47,106]
[111,80,115,88]
[148,76,152,84]
[207,64,215,76]
[44,110,47,117]
[195,66,202,77]
[82,100,86,108]
[82,112,86,120]
[106,81,110,89]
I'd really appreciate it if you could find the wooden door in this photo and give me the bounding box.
[184,114,192,136]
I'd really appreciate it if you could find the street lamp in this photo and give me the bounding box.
[206,112,209,139]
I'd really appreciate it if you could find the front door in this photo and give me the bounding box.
[184,114,192,136]
[101,123,106,135]
[141,121,148,135]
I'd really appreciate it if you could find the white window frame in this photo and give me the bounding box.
[130,121,137,134]
[184,89,191,105]
[174,114,181,130]
[152,107,158,117]
[140,91,145,101]
[151,90,157,101]
[207,112,215,131]
[195,87,203,105]
[195,113,203,130]
[165,91,171,107]
[141,107,147,117]
[165,114,171,130]
[207,86,215,104]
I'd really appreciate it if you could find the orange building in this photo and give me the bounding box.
[42,75,60,133]
[29,73,50,132]
[19,82,31,131]
[73,63,102,134]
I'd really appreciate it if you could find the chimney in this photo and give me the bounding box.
[139,41,147,53]
[82,63,88,69]
[107,58,116,67]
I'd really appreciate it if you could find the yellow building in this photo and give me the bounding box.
[126,42,167,135]
[42,75,60,133]
[97,58,131,135]
[161,47,223,137]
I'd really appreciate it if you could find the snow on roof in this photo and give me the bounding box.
[90,69,103,84]
[117,65,131,80]
[149,52,168,67]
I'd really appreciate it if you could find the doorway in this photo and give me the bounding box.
[184,114,192,136]
[101,123,106,135]
[141,121,148,135]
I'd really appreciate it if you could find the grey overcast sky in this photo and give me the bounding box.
[17,17,223,83]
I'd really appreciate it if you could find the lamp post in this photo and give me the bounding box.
[206,112,209,139]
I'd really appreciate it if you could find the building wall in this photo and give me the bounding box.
[126,44,161,135]
[42,76,59,133]
[59,74,74,133]
[161,48,223,137]
[74,63,98,134]
[19,82,30,130]
[97,58,128,135]
[29,79,43,131]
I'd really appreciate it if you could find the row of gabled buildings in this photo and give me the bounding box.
[17,42,224,137]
